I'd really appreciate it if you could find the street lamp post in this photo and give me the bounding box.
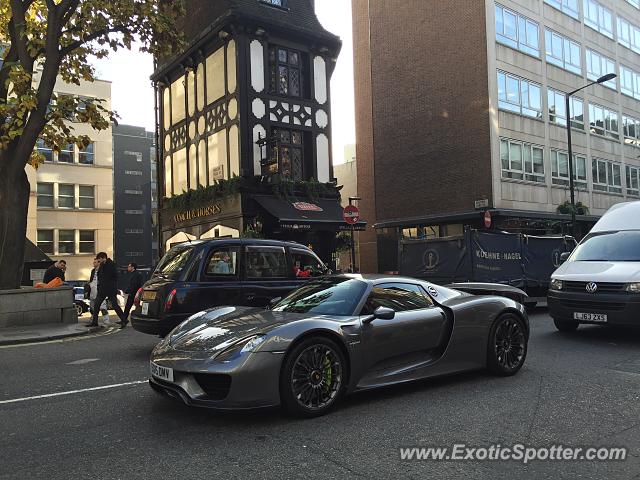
[348,196,361,272]
[565,73,617,238]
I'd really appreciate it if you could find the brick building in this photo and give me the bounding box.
[353,0,640,272]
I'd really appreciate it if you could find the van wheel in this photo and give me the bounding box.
[554,318,579,332]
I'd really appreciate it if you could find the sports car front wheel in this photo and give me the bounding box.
[487,314,527,376]
[280,337,347,418]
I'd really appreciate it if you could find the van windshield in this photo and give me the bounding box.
[154,245,194,277]
[570,231,640,262]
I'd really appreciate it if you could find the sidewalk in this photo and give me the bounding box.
[0,312,119,346]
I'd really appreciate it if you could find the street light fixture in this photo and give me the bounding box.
[565,73,617,238]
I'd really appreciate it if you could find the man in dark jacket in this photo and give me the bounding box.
[43,260,66,284]
[89,252,127,328]
[123,262,143,320]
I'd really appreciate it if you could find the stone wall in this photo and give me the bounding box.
[0,287,77,327]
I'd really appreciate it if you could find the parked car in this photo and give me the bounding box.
[130,239,329,336]
[149,275,529,417]
[548,201,640,331]
[73,287,90,317]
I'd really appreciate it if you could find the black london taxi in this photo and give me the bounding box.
[130,239,328,336]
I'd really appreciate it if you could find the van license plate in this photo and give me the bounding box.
[141,302,149,315]
[150,362,173,382]
[574,312,607,322]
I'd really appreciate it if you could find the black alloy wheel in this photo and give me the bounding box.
[280,337,346,417]
[487,314,527,376]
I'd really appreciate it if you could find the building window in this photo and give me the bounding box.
[79,143,94,165]
[58,144,74,163]
[589,103,619,139]
[584,0,613,38]
[551,150,587,188]
[37,230,54,254]
[617,17,640,54]
[627,0,640,9]
[58,184,75,208]
[269,46,303,97]
[125,229,144,234]
[269,128,304,180]
[124,170,143,176]
[623,115,640,146]
[620,65,640,100]
[586,49,616,89]
[495,4,540,57]
[37,139,53,163]
[500,138,545,183]
[36,183,54,208]
[58,230,75,254]
[592,158,622,194]
[497,71,542,118]
[627,166,640,196]
[79,185,95,209]
[548,89,584,129]
[79,230,95,254]
[544,29,581,75]
[125,209,143,215]
[544,0,579,19]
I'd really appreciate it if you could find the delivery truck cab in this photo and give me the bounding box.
[548,201,640,331]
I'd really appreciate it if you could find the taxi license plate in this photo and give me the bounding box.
[141,302,149,315]
[142,290,156,301]
[574,312,607,322]
[150,362,173,382]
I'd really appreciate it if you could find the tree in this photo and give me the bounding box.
[0,0,183,289]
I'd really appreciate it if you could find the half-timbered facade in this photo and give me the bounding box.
[152,0,354,265]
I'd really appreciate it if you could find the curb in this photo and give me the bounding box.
[0,325,109,347]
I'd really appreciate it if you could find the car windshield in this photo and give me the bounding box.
[153,245,194,277]
[272,278,368,316]
[570,231,640,262]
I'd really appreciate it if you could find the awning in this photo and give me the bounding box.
[254,195,366,231]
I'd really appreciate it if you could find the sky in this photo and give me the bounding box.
[94,0,355,164]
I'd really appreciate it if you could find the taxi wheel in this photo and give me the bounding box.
[553,318,579,332]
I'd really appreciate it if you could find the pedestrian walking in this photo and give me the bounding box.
[87,257,111,325]
[88,252,127,328]
[123,262,143,320]
[43,260,66,284]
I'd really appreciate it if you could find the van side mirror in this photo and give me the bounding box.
[560,252,571,264]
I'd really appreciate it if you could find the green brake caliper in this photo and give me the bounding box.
[323,355,332,392]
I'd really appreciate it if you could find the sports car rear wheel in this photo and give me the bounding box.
[487,314,527,376]
[280,337,346,418]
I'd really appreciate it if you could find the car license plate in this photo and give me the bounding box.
[142,290,156,301]
[150,362,173,382]
[574,312,608,322]
[141,302,149,315]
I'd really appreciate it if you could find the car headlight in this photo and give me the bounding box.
[626,283,640,293]
[215,335,266,362]
[550,279,563,291]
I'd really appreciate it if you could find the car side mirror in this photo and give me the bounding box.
[363,306,395,323]
[560,252,571,264]
[268,297,281,309]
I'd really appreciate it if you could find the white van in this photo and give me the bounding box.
[548,201,640,331]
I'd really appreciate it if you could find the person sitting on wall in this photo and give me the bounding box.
[43,260,66,284]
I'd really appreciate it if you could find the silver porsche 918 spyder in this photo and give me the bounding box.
[149,275,529,417]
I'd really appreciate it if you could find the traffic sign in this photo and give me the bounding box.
[343,205,360,225]
[484,210,492,229]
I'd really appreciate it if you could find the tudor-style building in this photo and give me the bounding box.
[151,0,359,266]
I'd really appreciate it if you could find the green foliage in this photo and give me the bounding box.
[335,232,352,253]
[164,176,245,211]
[240,227,265,239]
[557,201,589,215]
[0,0,185,169]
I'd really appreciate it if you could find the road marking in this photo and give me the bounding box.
[66,358,100,365]
[0,380,147,405]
